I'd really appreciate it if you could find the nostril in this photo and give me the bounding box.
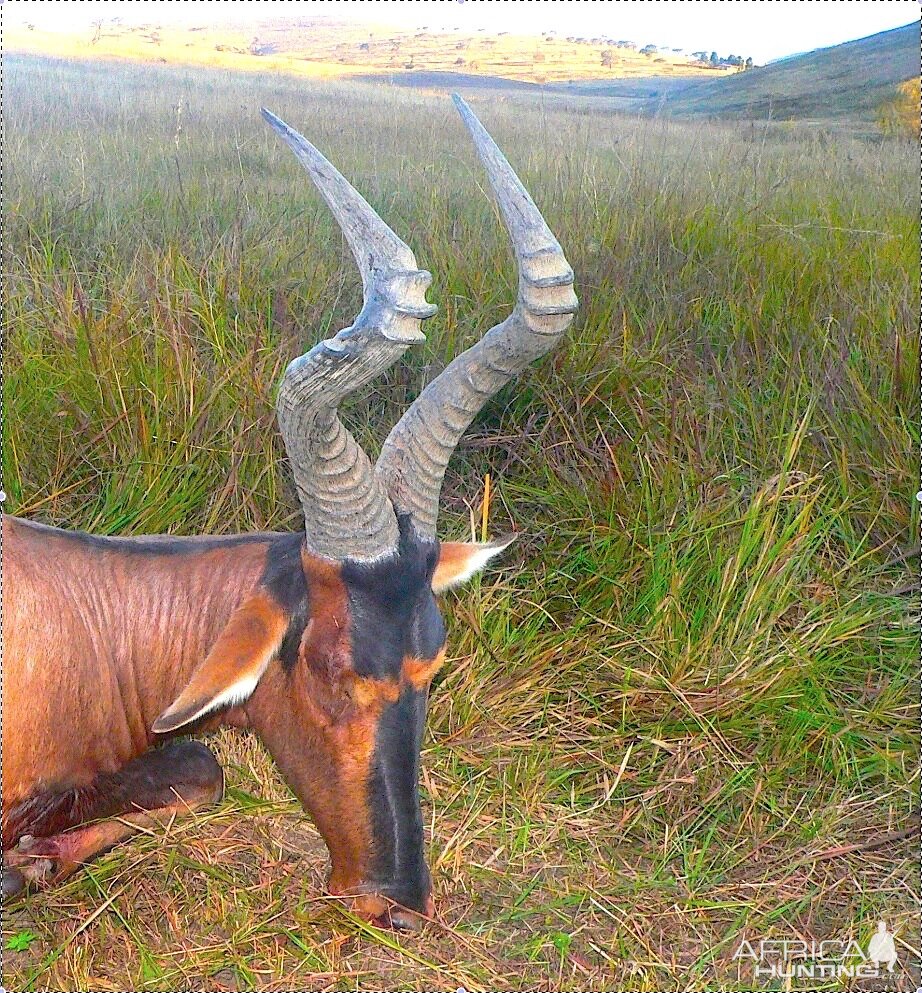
[380,906,427,933]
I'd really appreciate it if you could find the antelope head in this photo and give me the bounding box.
[155,97,577,930]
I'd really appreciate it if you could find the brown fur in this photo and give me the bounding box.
[242,551,382,894]
[245,666,380,895]
[1,513,392,901]
[402,649,447,691]
[4,740,223,889]
[154,591,289,732]
[431,538,514,592]
[1,515,271,847]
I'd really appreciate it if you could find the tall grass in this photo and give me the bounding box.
[3,55,918,992]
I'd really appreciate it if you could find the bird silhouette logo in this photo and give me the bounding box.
[867,921,898,973]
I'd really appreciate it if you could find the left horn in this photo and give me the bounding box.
[262,109,437,561]
[375,95,578,537]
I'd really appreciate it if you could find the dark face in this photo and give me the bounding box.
[338,518,446,921]
[249,518,445,930]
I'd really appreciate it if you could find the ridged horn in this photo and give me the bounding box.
[262,109,437,561]
[375,95,578,537]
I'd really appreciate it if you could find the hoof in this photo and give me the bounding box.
[2,866,26,901]
[21,858,55,887]
[8,834,60,865]
[7,836,59,890]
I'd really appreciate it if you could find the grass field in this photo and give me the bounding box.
[2,54,919,992]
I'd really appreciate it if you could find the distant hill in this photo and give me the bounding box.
[5,17,732,86]
[658,22,920,120]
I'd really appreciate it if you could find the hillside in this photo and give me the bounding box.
[658,22,919,120]
[5,16,733,85]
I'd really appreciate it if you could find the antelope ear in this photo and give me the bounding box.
[152,592,289,734]
[432,536,517,593]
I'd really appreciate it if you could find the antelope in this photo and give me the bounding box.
[1,96,577,930]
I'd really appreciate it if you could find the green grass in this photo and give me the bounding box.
[2,54,918,991]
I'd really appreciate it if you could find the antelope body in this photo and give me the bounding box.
[2,97,577,930]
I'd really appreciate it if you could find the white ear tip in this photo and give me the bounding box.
[468,537,515,577]
[151,704,192,735]
[431,535,519,592]
[488,533,518,552]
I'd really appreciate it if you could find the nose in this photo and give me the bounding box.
[343,890,435,932]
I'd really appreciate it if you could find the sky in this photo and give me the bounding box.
[3,0,918,65]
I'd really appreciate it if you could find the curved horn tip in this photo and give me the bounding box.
[261,107,287,131]
[260,108,323,161]
[451,93,480,117]
[449,92,561,257]
[451,93,487,136]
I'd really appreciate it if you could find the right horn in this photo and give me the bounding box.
[376,95,578,538]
